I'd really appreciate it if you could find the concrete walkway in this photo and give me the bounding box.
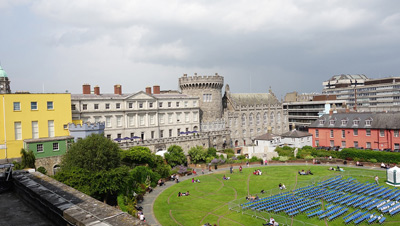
[140,162,387,226]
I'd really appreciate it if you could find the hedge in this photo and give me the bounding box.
[337,148,400,164]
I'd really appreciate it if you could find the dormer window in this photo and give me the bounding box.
[319,120,325,125]
[365,119,372,126]
[329,119,335,126]
[353,119,360,126]
[341,119,348,126]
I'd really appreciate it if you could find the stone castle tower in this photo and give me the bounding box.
[0,66,11,94]
[179,73,224,122]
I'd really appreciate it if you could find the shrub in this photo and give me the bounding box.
[337,148,400,164]
[227,153,235,159]
[275,146,295,157]
[249,156,260,162]
[369,158,378,163]
[271,157,280,161]
[279,156,289,162]
[37,166,47,175]
[237,155,246,160]
[207,147,218,158]
[223,149,235,154]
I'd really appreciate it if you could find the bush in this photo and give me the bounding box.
[223,149,235,154]
[37,166,47,175]
[271,157,280,161]
[188,146,207,164]
[337,148,400,164]
[227,153,235,159]
[275,146,295,157]
[369,158,378,163]
[207,147,218,158]
[238,155,246,160]
[249,156,260,162]
[279,156,289,162]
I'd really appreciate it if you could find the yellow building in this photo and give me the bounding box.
[0,93,72,161]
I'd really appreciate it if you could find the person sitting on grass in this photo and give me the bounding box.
[356,161,363,166]
[307,169,313,175]
[185,191,190,196]
[223,175,230,180]
[178,192,182,197]
[261,189,265,194]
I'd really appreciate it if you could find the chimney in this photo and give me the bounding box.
[267,126,272,134]
[329,109,334,116]
[145,86,152,95]
[83,84,91,94]
[94,86,100,95]
[114,84,122,95]
[153,85,160,94]
[346,106,350,113]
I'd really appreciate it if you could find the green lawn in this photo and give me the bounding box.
[154,165,400,226]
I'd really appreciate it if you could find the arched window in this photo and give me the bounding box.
[263,112,268,124]
[249,113,254,126]
[256,113,261,125]
[270,112,275,121]
[277,112,281,123]
[241,114,246,126]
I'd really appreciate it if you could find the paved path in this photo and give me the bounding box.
[141,162,387,226]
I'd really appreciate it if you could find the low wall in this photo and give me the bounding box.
[12,171,145,226]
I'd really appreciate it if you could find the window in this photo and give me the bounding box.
[264,113,268,124]
[31,102,38,110]
[177,129,181,136]
[139,102,143,108]
[32,121,39,139]
[330,130,334,138]
[341,141,346,148]
[168,114,173,123]
[47,101,54,110]
[168,102,171,107]
[193,101,197,107]
[105,103,110,109]
[106,134,111,139]
[116,103,121,109]
[151,131,155,139]
[176,102,180,107]
[184,101,188,107]
[94,104,99,110]
[37,144,43,152]
[149,102,153,108]
[117,133,122,139]
[71,104,76,110]
[256,114,260,125]
[319,119,325,125]
[116,116,122,127]
[48,120,55,137]
[176,113,181,122]
[129,103,133,109]
[395,143,400,150]
[130,133,134,138]
[330,140,334,147]
[316,140,319,146]
[257,128,261,133]
[354,141,359,148]
[342,130,345,138]
[14,122,22,140]
[250,129,254,134]
[159,102,163,108]
[128,115,134,126]
[53,143,59,151]
[395,130,399,137]
[106,116,111,127]
[193,112,198,122]
[365,119,372,126]
[160,130,164,138]
[329,119,335,126]
[203,94,212,102]
[242,114,246,126]
[366,142,371,149]
[185,113,190,122]
[139,115,145,126]
[353,129,358,136]
[13,102,20,111]
[315,129,319,138]
[270,113,274,121]
[243,129,246,134]
[160,114,165,124]
[341,119,348,126]
[366,129,371,136]
[169,129,172,137]
[82,104,87,110]
[353,119,359,126]
[94,117,100,123]
[150,115,155,125]
[380,129,385,137]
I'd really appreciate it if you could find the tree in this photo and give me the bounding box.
[121,146,155,167]
[207,147,218,158]
[188,146,207,164]
[62,133,121,171]
[164,145,187,167]
[20,148,35,169]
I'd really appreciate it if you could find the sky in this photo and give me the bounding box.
[1,0,400,99]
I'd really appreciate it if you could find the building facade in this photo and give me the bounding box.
[280,130,313,148]
[322,74,400,112]
[309,112,400,150]
[68,122,105,142]
[0,93,72,161]
[223,85,289,147]
[71,84,200,144]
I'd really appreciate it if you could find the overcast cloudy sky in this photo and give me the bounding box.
[1,0,400,99]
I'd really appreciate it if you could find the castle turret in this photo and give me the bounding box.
[179,73,224,122]
[0,66,11,94]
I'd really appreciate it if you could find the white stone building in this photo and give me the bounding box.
[280,130,313,148]
[71,85,200,141]
[242,133,280,160]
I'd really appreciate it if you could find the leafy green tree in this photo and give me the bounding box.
[188,146,207,164]
[37,166,47,175]
[128,166,161,188]
[207,147,218,158]
[20,148,35,168]
[164,145,187,167]
[121,146,155,167]
[62,133,120,171]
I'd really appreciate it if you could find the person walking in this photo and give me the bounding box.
[375,175,379,184]
[230,165,233,174]
[239,165,242,173]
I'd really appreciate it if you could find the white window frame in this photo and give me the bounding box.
[13,102,21,111]
[14,122,22,140]
[32,121,39,139]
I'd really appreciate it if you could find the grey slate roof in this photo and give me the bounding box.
[254,133,280,141]
[281,130,312,138]
[309,112,400,129]
[229,93,279,106]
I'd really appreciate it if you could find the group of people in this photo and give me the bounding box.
[328,166,344,171]
[246,194,259,201]
[381,162,390,169]
[253,169,263,175]
[137,210,145,222]
[157,179,165,186]
[278,183,286,190]
[192,178,201,183]
[298,169,313,175]
[356,161,364,166]
[263,217,279,226]
[178,191,190,197]
[223,175,230,180]
[171,174,180,183]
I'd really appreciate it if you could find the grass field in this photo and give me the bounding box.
[154,165,400,226]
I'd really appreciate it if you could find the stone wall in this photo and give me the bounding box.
[35,155,62,176]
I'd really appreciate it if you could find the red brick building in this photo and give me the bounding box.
[309,112,400,150]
